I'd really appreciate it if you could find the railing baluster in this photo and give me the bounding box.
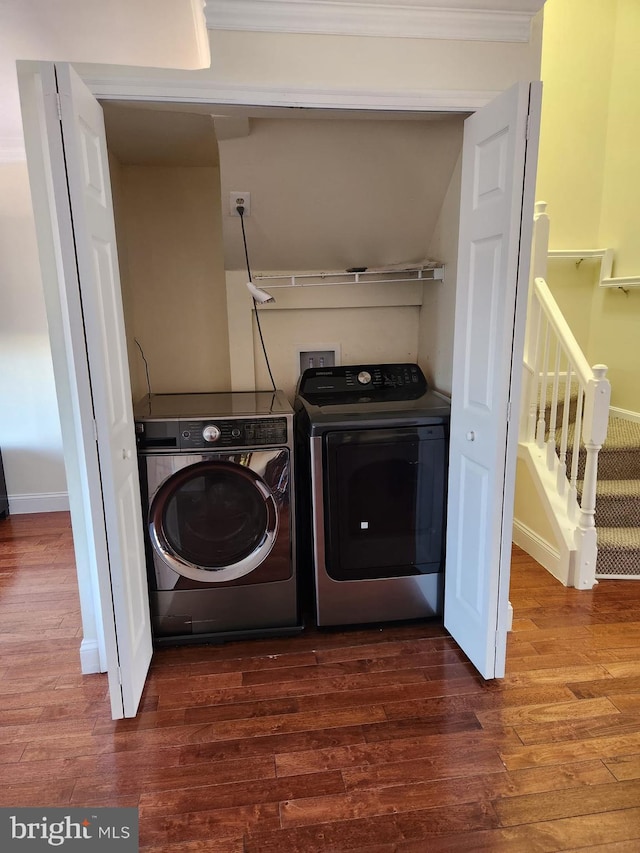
[557,361,572,496]
[546,338,562,471]
[536,318,550,448]
[526,293,543,443]
[568,386,584,523]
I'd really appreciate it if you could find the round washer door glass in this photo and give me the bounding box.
[149,460,279,582]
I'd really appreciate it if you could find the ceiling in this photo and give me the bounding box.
[102,104,219,167]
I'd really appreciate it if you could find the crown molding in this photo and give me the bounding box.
[204,0,546,43]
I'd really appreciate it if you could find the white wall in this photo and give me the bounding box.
[210,26,543,93]
[0,163,67,512]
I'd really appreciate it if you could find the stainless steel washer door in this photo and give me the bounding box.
[148,451,285,583]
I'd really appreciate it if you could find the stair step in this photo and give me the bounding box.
[561,417,640,480]
[578,479,640,528]
[597,527,640,577]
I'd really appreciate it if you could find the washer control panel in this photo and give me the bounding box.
[180,417,288,450]
[136,417,288,451]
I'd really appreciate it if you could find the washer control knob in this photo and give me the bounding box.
[357,370,372,385]
[202,424,221,443]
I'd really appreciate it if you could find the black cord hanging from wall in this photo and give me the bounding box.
[238,206,277,392]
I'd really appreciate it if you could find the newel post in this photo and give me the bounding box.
[573,365,611,589]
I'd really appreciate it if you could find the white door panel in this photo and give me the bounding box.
[445,81,541,679]
[56,64,152,717]
[20,62,152,718]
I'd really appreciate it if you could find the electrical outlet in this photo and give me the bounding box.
[230,191,251,216]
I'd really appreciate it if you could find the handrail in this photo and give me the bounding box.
[533,277,592,387]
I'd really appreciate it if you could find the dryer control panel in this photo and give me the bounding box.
[297,363,427,405]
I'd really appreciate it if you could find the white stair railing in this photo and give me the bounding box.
[521,203,611,589]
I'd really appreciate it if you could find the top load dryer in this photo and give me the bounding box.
[295,363,451,627]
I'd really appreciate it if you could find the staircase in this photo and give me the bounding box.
[517,202,640,586]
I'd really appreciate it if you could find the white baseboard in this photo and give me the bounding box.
[8,492,70,514]
[513,518,566,583]
[610,406,640,424]
[79,638,103,675]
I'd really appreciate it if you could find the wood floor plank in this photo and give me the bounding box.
[139,770,344,819]
[139,802,281,846]
[493,778,640,826]
[515,712,640,745]
[140,840,244,853]
[379,809,640,852]
[475,696,618,729]
[500,731,640,771]
[604,755,640,781]
[71,754,277,802]
[275,732,508,778]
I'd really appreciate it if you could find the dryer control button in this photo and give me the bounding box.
[202,424,221,443]
[357,370,372,385]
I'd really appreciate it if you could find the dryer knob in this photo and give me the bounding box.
[357,370,372,385]
[202,424,221,443]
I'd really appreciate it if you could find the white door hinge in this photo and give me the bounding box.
[56,92,62,121]
[117,667,123,686]
[92,420,99,442]
[507,401,512,422]
[525,114,530,141]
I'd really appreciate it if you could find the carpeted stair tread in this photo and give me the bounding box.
[598,527,640,547]
[598,417,640,451]
[578,479,640,528]
[597,526,640,576]
[593,478,640,496]
[560,418,640,481]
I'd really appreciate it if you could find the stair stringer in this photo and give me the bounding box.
[514,440,583,587]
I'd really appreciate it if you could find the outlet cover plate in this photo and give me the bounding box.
[230,191,251,216]
[297,346,341,376]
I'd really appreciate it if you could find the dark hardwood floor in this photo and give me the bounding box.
[2,512,640,851]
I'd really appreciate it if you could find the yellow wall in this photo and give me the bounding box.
[535,0,616,248]
[535,0,640,413]
[590,0,640,413]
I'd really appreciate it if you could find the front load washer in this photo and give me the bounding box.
[295,364,450,627]
[134,391,300,644]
